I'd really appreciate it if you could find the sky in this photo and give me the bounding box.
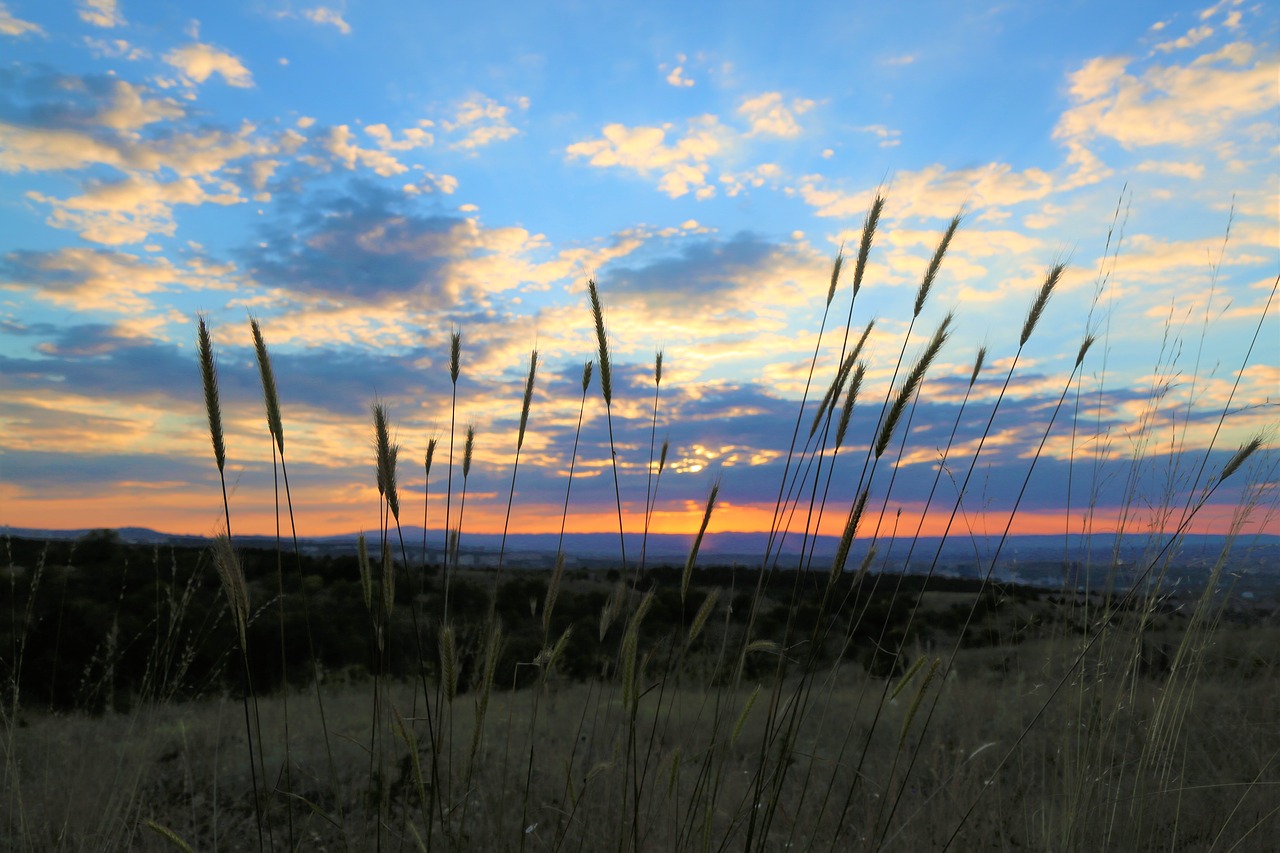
[1,0,1277,547]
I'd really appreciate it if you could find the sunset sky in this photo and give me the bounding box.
[1,0,1276,545]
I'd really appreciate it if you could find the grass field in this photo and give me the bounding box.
[4,195,1277,851]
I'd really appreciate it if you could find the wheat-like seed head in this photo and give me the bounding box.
[890,656,928,701]
[450,329,461,385]
[686,587,720,648]
[876,313,953,458]
[915,213,962,318]
[970,346,988,388]
[1221,435,1263,482]
[898,657,941,749]
[681,480,720,603]
[851,194,885,298]
[249,316,285,454]
[1075,334,1096,368]
[621,623,639,708]
[834,362,867,450]
[425,436,437,478]
[1020,262,1065,347]
[587,279,613,406]
[517,349,538,450]
[831,489,870,582]
[581,359,594,393]
[439,624,458,702]
[197,316,226,474]
[827,246,845,306]
[462,424,475,479]
[373,403,400,522]
[658,439,669,474]
[731,684,762,748]
[654,349,663,387]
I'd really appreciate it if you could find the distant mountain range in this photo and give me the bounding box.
[6,524,1278,569]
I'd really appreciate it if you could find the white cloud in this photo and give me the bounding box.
[302,6,351,35]
[30,176,242,245]
[1135,159,1205,179]
[666,66,694,87]
[322,125,407,176]
[566,116,726,199]
[858,124,902,148]
[443,95,524,150]
[164,43,254,88]
[365,122,434,151]
[402,172,458,195]
[0,2,42,36]
[737,92,815,138]
[1153,25,1213,53]
[1055,49,1278,150]
[84,37,148,60]
[78,0,124,28]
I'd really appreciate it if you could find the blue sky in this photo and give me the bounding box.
[1,0,1276,541]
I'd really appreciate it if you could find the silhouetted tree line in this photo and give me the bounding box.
[2,532,1043,713]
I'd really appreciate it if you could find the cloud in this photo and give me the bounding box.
[302,6,351,34]
[1055,47,1278,150]
[164,42,255,88]
[322,125,409,176]
[1153,24,1214,53]
[0,2,42,36]
[443,95,525,151]
[666,66,694,87]
[737,92,815,138]
[857,124,902,148]
[83,37,148,60]
[1134,159,1204,179]
[77,0,123,28]
[29,175,243,245]
[0,247,237,312]
[567,116,726,199]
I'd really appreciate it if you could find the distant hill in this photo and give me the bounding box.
[6,524,1278,568]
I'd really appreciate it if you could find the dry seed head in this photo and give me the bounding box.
[1020,262,1065,347]
[852,194,885,297]
[587,279,613,406]
[249,316,285,454]
[373,403,400,521]
[197,316,226,473]
[1221,435,1263,483]
[915,213,962,318]
[463,424,475,479]
[581,359,594,393]
[450,329,461,385]
[425,436,438,478]
[827,246,845,306]
[518,349,538,450]
[682,480,720,603]
[970,346,988,388]
[686,587,720,647]
[658,439,669,474]
[1075,334,1096,368]
[898,657,941,749]
[876,313,953,458]
[439,624,458,702]
[544,625,573,672]
[890,656,928,701]
[621,624,639,708]
[834,362,867,450]
[831,489,870,581]
[731,684,762,747]
[654,349,664,387]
